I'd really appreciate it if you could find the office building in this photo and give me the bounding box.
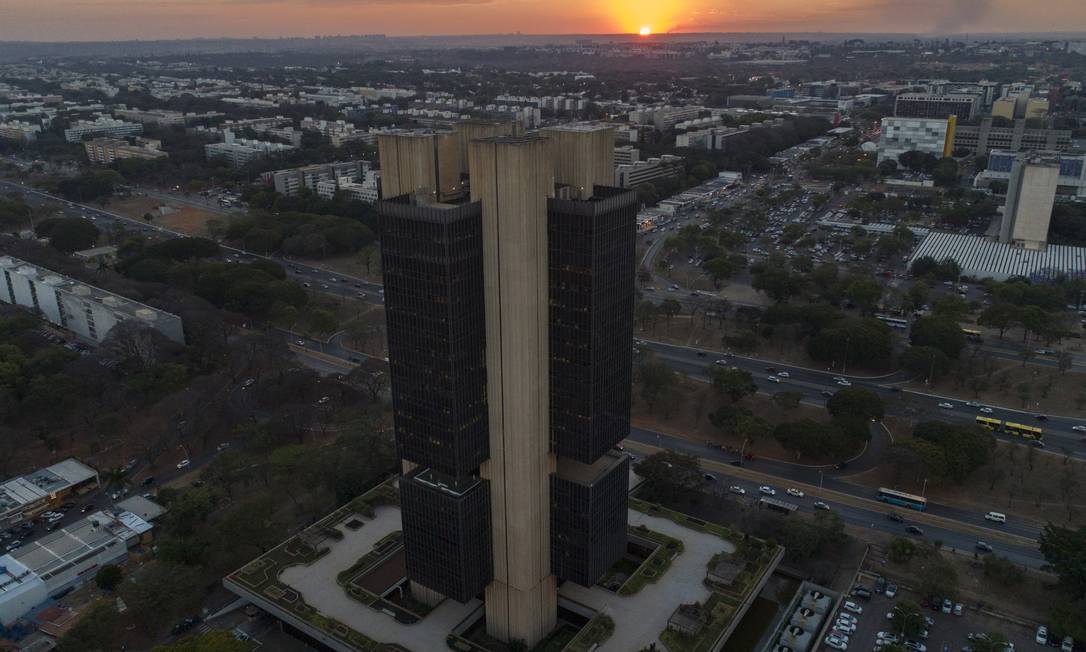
[83,137,167,164]
[0,120,41,142]
[614,154,685,188]
[63,117,143,143]
[894,93,978,120]
[0,256,185,345]
[376,123,634,647]
[204,130,295,168]
[876,117,952,164]
[998,152,1060,250]
[977,149,1086,199]
[991,96,1019,121]
[614,145,640,165]
[952,118,1071,155]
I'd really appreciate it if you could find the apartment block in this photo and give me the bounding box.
[63,117,143,143]
[894,93,979,120]
[614,154,685,188]
[204,130,294,168]
[84,137,167,164]
[0,120,41,142]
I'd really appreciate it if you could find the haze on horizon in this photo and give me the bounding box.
[2,0,1086,42]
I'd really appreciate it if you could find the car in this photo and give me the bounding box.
[885,582,898,598]
[975,541,993,553]
[217,442,231,451]
[140,476,155,486]
[696,351,707,357]
[778,371,791,378]
[828,634,851,645]
[825,637,848,651]
[1061,636,1073,652]
[759,486,776,496]
[787,488,805,498]
[832,376,845,382]
[714,359,729,366]
[906,525,924,536]
[703,473,716,482]
[905,641,927,652]
[814,501,830,510]
[953,603,963,616]
[317,396,331,405]
[1035,414,1048,421]
[1073,425,1086,432]
[886,512,904,523]
[838,380,852,386]
[838,613,858,624]
[295,339,306,346]
[5,540,21,551]
[966,401,980,407]
[979,407,994,414]
[835,622,857,634]
[1036,628,1050,646]
[877,633,900,644]
[821,390,834,397]
[938,402,954,409]
[941,599,952,614]
[874,576,887,594]
[729,486,746,495]
[242,378,255,388]
[176,459,191,470]
[768,376,781,383]
[842,601,863,614]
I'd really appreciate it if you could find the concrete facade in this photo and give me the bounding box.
[470,136,558,645]
[542,123,615,200]
[999,153,1060,250]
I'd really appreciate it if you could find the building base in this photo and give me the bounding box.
[484,576,558,647]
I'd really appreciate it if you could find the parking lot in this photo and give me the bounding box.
[819,575,1049,652]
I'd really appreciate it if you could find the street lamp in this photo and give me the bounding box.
[921,477,929,497]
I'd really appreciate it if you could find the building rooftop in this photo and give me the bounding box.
[0,459,97,520]
[909,231,1086,281]
[555,450,626,486]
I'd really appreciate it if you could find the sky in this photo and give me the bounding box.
[2,0,1086,42]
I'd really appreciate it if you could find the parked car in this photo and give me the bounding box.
[885,582,898,598]
[852,587,872,600]
[825,637,848,651]
[877,633,899,644]
[941,599,952,614]
[842,601,863,614]
[874,576,887,594]
[905,641,927,652]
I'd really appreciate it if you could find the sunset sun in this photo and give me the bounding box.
[639,25,651,36]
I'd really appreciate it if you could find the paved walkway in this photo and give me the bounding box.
[559,508,736,652]
[279,506,479,651]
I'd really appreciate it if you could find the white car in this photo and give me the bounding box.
[838,613,858,624]
[825,638,848,651]
[937,402,954,409]
[837,380,852,387]
[778,371,791,378]
[759,486,776,496]
[979,407,994,414]
[768,376,781,383]
[834,621,857,634]
[729,486,746,496]
[176,459,191,470]
[715,359,729,366]
[1036,626,1048,646]
[814,501,830,510]
[842,601,863,614]
[787,488,805,498]
[1073,425,1086,432]
[965,401,980,407]
[877,633,899,644]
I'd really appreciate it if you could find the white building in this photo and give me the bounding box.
[909,232,1086,282]
[204,130,294,168]
[0,459,99,525]
[614,155,685,188]
[876,117,951,164]
[999,153,1060,250]
[63,117,143,143]
[0,508,153,626]
[0,256,185,345]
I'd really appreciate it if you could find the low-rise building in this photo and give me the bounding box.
[83,137,167,164]
[0,507,155,626]
[63,117,143,143]
[204,130,294,168]
[261,161,370,196]
[876,117,952,164]
[0,120,42,142]
[0,459,99,526]
[0,256,185,344]
[953,118,1071,155]
[614,155,684,188]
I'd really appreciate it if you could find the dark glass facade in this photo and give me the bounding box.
[550,453,630,587]
[378,194,489,478]
[400,468,492,602]
[548,186,638,464]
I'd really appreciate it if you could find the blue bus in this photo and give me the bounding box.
[877,487,928,511]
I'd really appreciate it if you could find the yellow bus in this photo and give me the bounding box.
[975,416,1002,431]
[962,328,983,343]
[1004,422,1043,441]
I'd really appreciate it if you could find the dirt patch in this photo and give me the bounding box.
[107,197,221,236]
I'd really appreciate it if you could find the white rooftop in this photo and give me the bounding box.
[909,231,1086,282]
[0,459,98,519]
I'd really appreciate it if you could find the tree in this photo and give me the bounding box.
[710,366,757,402]
[35,217,100,253]
[888,537,916,563]
[910,316,965,359]
[152,629,253,652]
[932,157,960,187]
[636,300,659,332]
[95,564,123,591]
[55,601,119,652]
[1039,523,1086,600]
[878,159,898,176]
[917,550,959,600]
[751,263,803,303]
[972,633,1012,652]
[634,451,703,503]
[120,562,205,635]
[889,601,925,636]
[660,299,682,323]
[900,346,953,382]
[846,278,883,315]
[637,357,678,414]
[772,391,803,411]
[826,387,884,422]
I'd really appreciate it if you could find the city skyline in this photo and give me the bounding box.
[3,0,1086,42]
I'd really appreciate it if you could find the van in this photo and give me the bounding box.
[984,512,1007,523]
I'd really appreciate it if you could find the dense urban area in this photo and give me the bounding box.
[0,28,1085,652]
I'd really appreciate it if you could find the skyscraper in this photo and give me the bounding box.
[999,152,1060,250]
[377,123,635,646]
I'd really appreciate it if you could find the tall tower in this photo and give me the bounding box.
[999,152,1059,250]
[377,123,635,648]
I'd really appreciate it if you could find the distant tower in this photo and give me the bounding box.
[999,152,1060,250]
